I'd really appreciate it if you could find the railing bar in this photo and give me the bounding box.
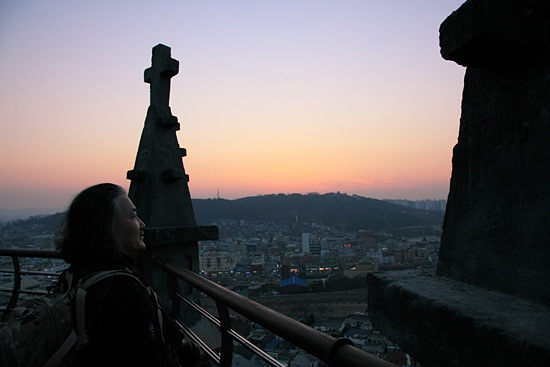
[226,329,286,367]
[0,269,18,274]
[0,269,63,276]
[176,291,284,367]
[0,287,49,295]
[0,249,63,259]
[175,292,222,328]
[20,289,49,295]
[172,317,220,364]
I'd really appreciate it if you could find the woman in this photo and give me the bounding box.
[56,183,181,366]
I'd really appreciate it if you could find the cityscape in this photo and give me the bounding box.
[0,198,445,366]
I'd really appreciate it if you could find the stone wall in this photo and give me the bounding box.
[367,2,550,366]
[437,0,550,306]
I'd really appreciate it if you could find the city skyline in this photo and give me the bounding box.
[0,1,466,210]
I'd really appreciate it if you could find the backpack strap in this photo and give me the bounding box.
[147,284,166,346]
[42,329,78,367]
[73,269,156,350]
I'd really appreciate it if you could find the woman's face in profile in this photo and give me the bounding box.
[115,195,146,258]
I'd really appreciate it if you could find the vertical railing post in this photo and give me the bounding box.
[216,300,234,367]
[3,256,21,315]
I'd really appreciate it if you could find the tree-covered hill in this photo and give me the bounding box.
[5,193,444,233]
[193,193,443,231]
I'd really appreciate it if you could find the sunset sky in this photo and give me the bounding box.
[0,1,466,212]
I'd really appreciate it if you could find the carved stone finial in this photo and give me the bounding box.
[144,44,179,107]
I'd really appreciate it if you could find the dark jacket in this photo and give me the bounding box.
[68,263,178,367]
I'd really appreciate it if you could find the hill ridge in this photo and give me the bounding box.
[2,193,444,232]
[193,192,443,231]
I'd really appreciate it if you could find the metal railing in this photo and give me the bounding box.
[0,249,396,367]
[156,257,396,367]
[0,248,65,314]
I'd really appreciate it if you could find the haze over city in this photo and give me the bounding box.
[0,1,465,211]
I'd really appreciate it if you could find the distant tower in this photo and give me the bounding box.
[302,233,310,254]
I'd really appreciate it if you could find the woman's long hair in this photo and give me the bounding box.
[56,183,127,265]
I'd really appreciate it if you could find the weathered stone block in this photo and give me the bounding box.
[438,36,550,307]
[368,271,550,367]
[440,0,550,68]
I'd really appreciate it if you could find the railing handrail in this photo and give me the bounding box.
[155,257,397,367]
[0,269,63,276]
[0,248,62,259]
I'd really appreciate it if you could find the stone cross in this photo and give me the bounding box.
[144,44,179,107]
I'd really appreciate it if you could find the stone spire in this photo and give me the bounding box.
[127,44,196,227]
[126,45,218,322]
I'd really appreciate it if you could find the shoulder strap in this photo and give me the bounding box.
[74,269,145,349]
[44,269,73,296]
[42,330,78,367]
